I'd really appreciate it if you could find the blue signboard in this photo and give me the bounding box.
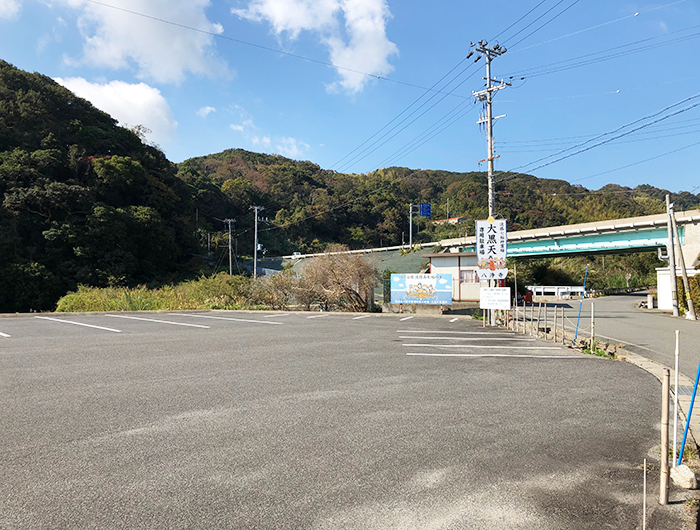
[419,203,431,217]
[390,274,452,305]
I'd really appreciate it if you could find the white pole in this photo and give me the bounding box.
[673,330,680,467]
[643,458,647,530]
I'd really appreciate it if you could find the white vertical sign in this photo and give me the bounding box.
[476,217,508,280]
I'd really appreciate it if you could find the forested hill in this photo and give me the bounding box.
[1,59,699,312]
[0,60,196,312]
[181,149,700,256]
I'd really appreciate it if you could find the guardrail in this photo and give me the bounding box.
[589,285,653,296]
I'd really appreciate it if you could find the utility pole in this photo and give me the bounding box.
[666,195,679,317]
[671,207,697,320]
[471,40,509,217]
[250,206,264,279]
[408,204,420,247]
[224,219,235,275]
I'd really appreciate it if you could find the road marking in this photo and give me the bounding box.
[406,352,578,359]
[168,314,282,325]
[403,343,564,350]
[398,336,536,342]
[450,318,459,322]
[0,331,11,338]
[307,314,328,319]
[105,315,210,328]
[264,313,290,318]
[399,316,414,321]
[398,330,515,335]
[353,315,372,320]
[35,316,122,333]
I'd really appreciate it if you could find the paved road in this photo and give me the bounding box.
[553,292,700,380]
[0,311,688,529]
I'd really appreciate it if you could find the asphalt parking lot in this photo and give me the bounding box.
[0,311,689,529]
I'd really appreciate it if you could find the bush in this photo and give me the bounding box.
[55,273,252,312]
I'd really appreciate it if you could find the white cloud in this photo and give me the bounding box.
[197,106,216,118]
[230,124,244,131]
[58,0,226,84]
[275,136,309,158]
[233,0,398,93]
[54,77,177,148]
[252,136,271,147]
[0,0,21,19]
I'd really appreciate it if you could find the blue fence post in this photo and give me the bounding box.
[677,358,700,466]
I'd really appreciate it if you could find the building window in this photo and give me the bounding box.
[460,270,477,283]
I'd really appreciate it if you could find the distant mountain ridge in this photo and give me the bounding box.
[1,59,698,312]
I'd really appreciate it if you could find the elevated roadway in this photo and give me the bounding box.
[440,209,700,263]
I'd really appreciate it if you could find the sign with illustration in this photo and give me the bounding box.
[390,274,452,305]
[476,216,508,280]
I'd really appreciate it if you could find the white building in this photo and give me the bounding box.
[423,252,484,301]
[656,267,700,310]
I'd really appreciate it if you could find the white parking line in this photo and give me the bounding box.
[168,314,282,325]
[399,316,413,321]
[397,330,515,335]
[399,336,536,342]
[105,315,210,328]
[264,313,290,318]
[35,316,122,333]
[307,314,328,319]
[407,352,579,359]
[450,318,459,322]
[0,331,11,338]
[403,343,564,350]
[353,315,372,320]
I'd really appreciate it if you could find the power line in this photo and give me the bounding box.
[503,24,700,79]
[524,99,700,173]
[329,57,471,170]
[491,0,549,41]
[513,0,690,53]
[336,68,481,173]
[505,0,583,49]
[82,0,466,97]
[377,101,478,168]
[501,0,569,45]
[497,116,700,146]
[501,93,700,176]
[333,63,479,172]
[330,0,570,174]
[570,139,700,183]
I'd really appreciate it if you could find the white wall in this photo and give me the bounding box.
[656,267,699,310]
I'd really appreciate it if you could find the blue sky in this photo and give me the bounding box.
[1,0,699,194]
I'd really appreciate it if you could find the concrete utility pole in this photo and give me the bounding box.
[250,206,264,279]
[671,207,697,320]
[408,204,419,247]
[224,219,235,276]
[471,40,509,218]
[666,195,679,317]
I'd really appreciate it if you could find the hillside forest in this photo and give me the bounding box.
[2,59,699,313]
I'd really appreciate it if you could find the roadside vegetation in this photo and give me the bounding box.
[56,246,379,313]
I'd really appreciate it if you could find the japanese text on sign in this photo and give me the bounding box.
[476,218,507,280]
